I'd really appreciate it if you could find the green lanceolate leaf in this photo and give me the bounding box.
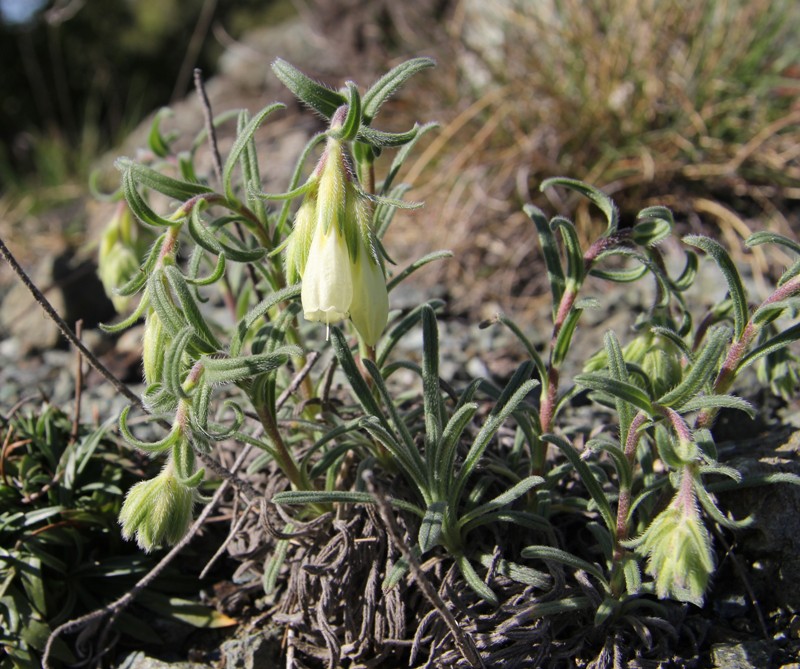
[376,299,445,367]
[657,325,731,407]
[100,288,150,333]
[272,490,423,516]
[684,235,748,339]
[418,501,446,554]
[746,231,800,255]
[672,250,699,292]
[230,283,301,356]
[122,169,175,228]
[359,416,426,492]
[337,83,362,141]
[459,475,544,528]
[222,103,284,203]
[456,554,498,606]
[552,304,586,367]
[186,252,226,287]
[421,306,444,452]
[521,544,609,588]
[603,331,635,443]
[115,234,164,297]
[456,365,538,500]
[435,402,479,496]
[148,108,176,157]
[150,269,186,337]
[739,322,800,371]
[164,266,221,349]
[650,325,693,359]
[551,216,584,286]
[752,296,800,326]
[374,184,412,237]
[477,553,552,589]
[386,251,453,292]
[357,124,419,148]
[187,206,222,254]
[524,204,565,309]
[590,263,648,283]
[586,438,632,490]
[362,360,425,488]
[118,158,212,200]
[201,346,299,385]
[677,394,755,417]
[541,177,619,236]
[163,326,195,399]
[119,406,181,453]
[632,206,673,246]
[331,328,387,426]
[362,57,436,123]
[272,59,346,118]
[486,314,547,381]
[542,434,616,534]
[211,226,267,263]
[381,122,439,196]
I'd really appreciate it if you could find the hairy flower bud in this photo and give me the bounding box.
[349,236,389,346]
[142,307,166,386]
[98,203,141,312]
[119,464,194,552]
[632,476,713,606]
[584,331,682,398]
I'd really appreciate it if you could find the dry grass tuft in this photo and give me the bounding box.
[387,0,800,317]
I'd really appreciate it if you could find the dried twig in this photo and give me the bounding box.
[193,67,224,185]
[69,319,84,443]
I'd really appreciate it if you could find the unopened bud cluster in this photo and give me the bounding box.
[98,202,148,313]
[119,460,195,552]
[628,471,714,606]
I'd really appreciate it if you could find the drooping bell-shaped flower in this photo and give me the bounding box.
[301,221,353,325]
[285,106,389,344]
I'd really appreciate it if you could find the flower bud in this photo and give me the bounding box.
[119,465,194,552]
[98,204,141,312]
[757,347,800,401]
[349,235,389,346]
[633,485,714,605]
[642,338,683,399]
[142,307,166,386]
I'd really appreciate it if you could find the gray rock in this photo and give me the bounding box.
[717,429,800,609]
[220,629,282,669]
[117,651,211,669]
[710,640,772,669]
[0,247,115,355]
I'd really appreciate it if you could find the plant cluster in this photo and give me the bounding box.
[0,403,230,668]
[90,58,800,666]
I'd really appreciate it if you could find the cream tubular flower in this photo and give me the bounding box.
[301,223,353,325]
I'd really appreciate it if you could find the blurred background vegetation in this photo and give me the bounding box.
[0,0,291,202]
[0,0,798,312]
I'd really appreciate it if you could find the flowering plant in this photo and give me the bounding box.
[94,58,800,666]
